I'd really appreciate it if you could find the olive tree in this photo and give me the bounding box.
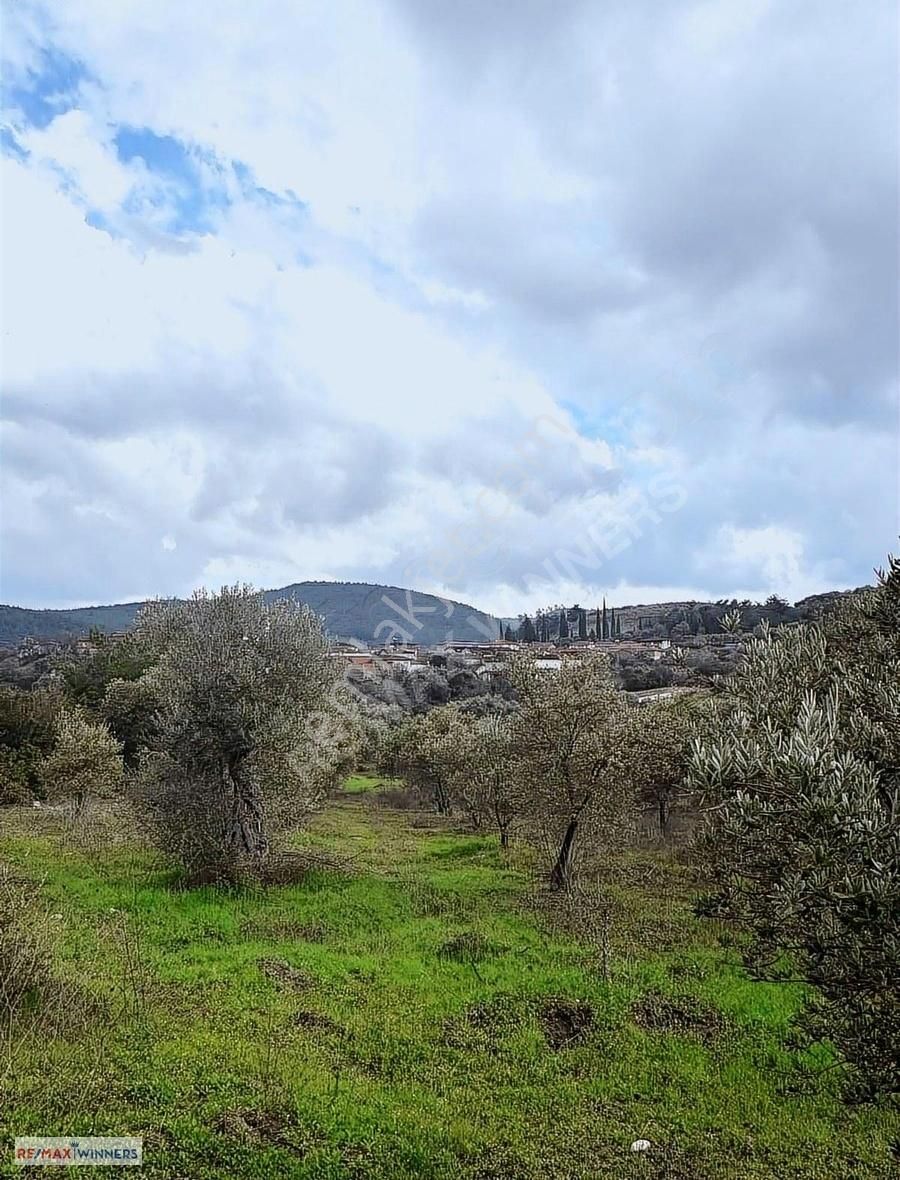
[39,708,124,815]
[625,699,697,836]
[508,655,631,889]
[448,713,521,847]
[393,704,469,814]
[133,586,340,883]
[689,555,900,1097]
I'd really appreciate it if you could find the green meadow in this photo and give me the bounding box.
[1,778,896,1179]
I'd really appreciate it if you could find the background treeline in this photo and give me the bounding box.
[509,589,862,643]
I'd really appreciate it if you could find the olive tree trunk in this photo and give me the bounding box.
[549,818,579,890]
[224,755,269,865]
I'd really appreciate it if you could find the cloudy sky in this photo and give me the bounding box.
[1,1,897,616]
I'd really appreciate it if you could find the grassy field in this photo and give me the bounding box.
[0,778,896,1178]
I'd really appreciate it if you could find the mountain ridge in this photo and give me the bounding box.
[0,582,501,647]
[0,582,866,648]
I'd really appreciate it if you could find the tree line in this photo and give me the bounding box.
[507,592,845,643]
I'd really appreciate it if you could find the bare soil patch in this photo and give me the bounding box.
[537,998,595,1050]
[211,1107,321,1156]
[257,957,314,992]
[292,1008,343,1035]
[631,990,727,1043]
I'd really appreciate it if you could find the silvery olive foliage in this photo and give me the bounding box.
[506,655,632,889]
[0,684,60,803]
[391,704,470,814]
[448,712,521,847]
[132,586,342,883]
[38,707,124,815]
[689,555,900,1098]
[623,699,697,835]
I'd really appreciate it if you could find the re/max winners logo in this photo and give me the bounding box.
[14,1138,143,1167]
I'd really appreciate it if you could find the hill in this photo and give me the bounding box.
[0,582,500,647]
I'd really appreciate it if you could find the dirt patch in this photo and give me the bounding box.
[212,1108,320,1156]
[214,1107,285,1143]
[538,998,594,1050]
[443,994,594,1054]
[257,957,314,992]
[293,920,328,942]
[631,991,727,1044]
[292,1008,343,1035]
[442,994,526,1052]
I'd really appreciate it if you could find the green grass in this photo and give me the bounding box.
[340,773,402,795]
[0,791,896,1179]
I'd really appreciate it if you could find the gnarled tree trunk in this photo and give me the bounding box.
[549,818,579,890]
[224,754,268,867]
[434,777,451,815]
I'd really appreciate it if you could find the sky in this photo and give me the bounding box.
[0,0,897,617]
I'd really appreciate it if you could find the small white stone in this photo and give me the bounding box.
[630,1139,651,1153]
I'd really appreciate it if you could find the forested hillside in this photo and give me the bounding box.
[0,582,500,646]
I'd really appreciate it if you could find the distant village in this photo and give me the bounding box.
[3,590,847,707]
[331,642,736,704]
[331,596,750,665]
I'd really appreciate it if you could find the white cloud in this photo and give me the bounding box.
[0,0,895,613]
[18,109,137,211]
[701,524,816,601]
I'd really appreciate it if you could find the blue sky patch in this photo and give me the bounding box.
[114,126,195,177]
[3,47,87,129]
[0,127,27,159]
